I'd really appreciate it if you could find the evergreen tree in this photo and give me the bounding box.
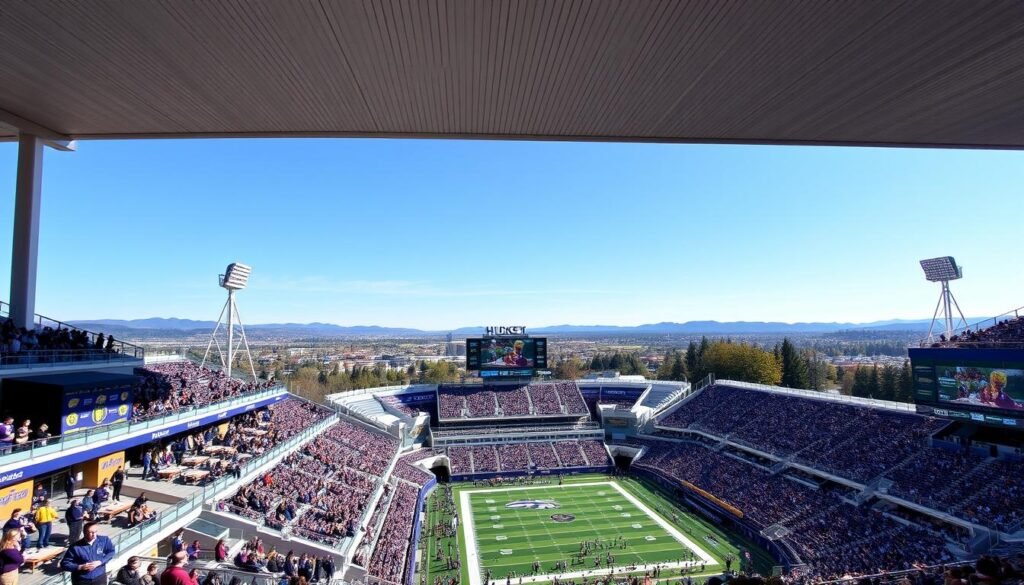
[669,350,688,381]
[879,365,898,401]
[780,338,810,389]
[685,341,699,381]
[852,366,871,398]
[898,360,914,402]
[656,351,676,380]
[868,365,881,398]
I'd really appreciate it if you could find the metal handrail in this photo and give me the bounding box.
[917,305,1024,348]
[0,385,287,465]
[38,415,338,585]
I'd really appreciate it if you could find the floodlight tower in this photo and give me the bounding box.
[201,262,257,379]
[920,256,968,344]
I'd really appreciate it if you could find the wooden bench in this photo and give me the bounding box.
[157,466,184,481]
[97,501,132,522]
[181,455,210,467]
[22,546,63,571]
[181,469,210,484]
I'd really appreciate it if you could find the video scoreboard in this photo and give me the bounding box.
[909,347,1024,428]
[466,327,547,378]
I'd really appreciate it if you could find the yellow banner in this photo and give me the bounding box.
[681,480,744,518]
[0,480,33,520]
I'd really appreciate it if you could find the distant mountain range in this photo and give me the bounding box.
[68,317,967,337]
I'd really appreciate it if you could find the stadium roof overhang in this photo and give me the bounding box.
[3,0,1024,149]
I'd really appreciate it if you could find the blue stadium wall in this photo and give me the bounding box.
[451,465,613,482]
[407,477,437,585]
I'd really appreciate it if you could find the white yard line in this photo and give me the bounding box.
[460,489,483,585]
[609,481,716,564]
[461,481,717,585]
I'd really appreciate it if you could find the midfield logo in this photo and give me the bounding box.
[506,499,559,510]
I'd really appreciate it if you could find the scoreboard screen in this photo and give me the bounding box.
[909,347,1024,427]
[467,337,547,372]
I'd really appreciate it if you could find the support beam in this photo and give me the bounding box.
[10,134,43,330]
[0,109,70,143]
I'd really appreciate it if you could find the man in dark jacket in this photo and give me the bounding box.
[60,522,116,585]
[110,468,125,502]
[115,557,144,585]
[65,474,77,500]
[66,500,85,544]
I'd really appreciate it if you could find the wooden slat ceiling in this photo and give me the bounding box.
[2,0,1024,148]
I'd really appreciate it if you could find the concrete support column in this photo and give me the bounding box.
[10,134,43,330]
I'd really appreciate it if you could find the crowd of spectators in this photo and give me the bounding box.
[660,385,946,479]
[495,384,531,416]
[391,450,435,485]
[437,382,591,419]
[378,394,424,418]
[526,442,559,469]
[1,318,118,357]
[632,440,957,582]
[471,446,498,472]
[554,381,589,415]
[655,384,1024,529]
[553,440,587,466]
[447,439,610,474]
[133,362,277,422]
[938,315,1024,347]
[528,383,565,415]
[437,388,466,419]
[221,415,400,546]
[446,446,473,475]
[954,458,1024,530]
[496,443,530,472]
[365,482,419,583]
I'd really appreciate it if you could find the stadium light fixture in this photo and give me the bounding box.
[202,262,257,379]
[919,256,962,282]
[219,262,252,291]
[920,256,968,345]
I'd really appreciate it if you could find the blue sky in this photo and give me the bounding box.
[0,139,1021,330]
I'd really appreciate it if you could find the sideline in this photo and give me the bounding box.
[609,481,715,564]
[459,481,718,585]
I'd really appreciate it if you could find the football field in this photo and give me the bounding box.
[458,479,722,585]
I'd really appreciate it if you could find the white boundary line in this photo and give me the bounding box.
[459,481,718,585]
[609,481,715,564]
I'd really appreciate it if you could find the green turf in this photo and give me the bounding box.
[417,475,775,585]
[469,481,695,574]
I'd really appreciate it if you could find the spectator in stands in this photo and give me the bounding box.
[32,424,50,447]
[158,552,190,585]
[0,529,23,585]
[111,468,125,502]
[31,484,47,510]
[60,522,116,585]
[186,541,200,562]
[81,491,97,520]
[187,569,199,585]
[65,474,76,500]
[141,565,158,585]
[141,451,153,482]
[2,510,32,553]
[0,418,13,454]
[215,539,227,563]
[94,483,110,507]
[33,500,57,550]
[115,557,143,585]
[66,500,85,544]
